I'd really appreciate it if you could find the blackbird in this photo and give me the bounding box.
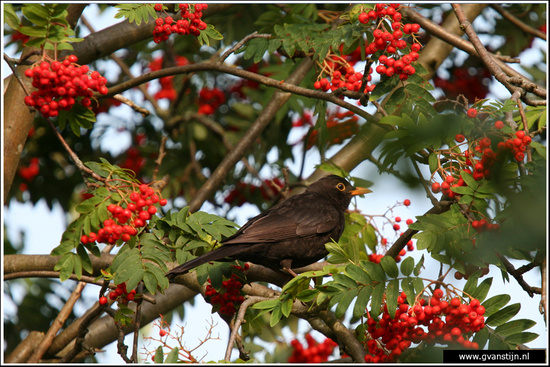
[166,175,371,278]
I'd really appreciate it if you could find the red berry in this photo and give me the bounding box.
[431,182,441,193]
[403,199,411,206]
[159,329,167,337]
[467,108,478,118]
[433,288,444,299]
[358,12,369,24]
[455,134,465,143]
[99,296,108,305]
[515,152,525,161]
[494,120,504,129]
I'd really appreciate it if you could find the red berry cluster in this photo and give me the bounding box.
[313,4,422,95]
[364,289,485,362]
[147,55,190,101]
[204,264,248,316]
[431,124,532,200]
[314,66,369,93]
[18,157,40,182]
[434,67,491,102]
[152,3,208,43]
[224,178,283,207]
[80,184,167,245]
[109,282,137,304]
[288,333,338,363]
[197,87,226,115]
[23,55,108,118]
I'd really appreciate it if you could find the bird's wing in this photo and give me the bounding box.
[222,193,341,244]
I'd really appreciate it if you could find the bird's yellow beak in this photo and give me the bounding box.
[350,187,372,196]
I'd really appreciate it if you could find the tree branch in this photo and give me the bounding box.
[187,57,314,212]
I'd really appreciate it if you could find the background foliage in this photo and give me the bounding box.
[2,2,547,363]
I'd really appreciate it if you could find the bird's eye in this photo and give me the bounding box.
[336,183,345,191]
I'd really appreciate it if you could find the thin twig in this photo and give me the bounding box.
[62,281,111,362]
[452,4,519,97]
[152,136,168,182]
[497,254,542,297]
[27,281,88,362]
[103,61,378,125]
[112,94,150,116]
[80,15,157,115]
[401,6,546,101]
[3,53,34,99]
[131,282,144,362]
[490,4,546,41]
[224,296,272,361]
[46,119,104,183]
[218,32,272,63]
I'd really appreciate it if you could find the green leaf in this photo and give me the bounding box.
[504,332,539,345]
[335,289,356,318]
[18,25,47,37]
[486,303,521,327]
[463,271,480,296]
[252,299,280,310]
[333,273,357,289]
[482,294,511,317]
[22,4,50,26]
[325,241,351,264]
[142,271,158,295]
[400,256,414,276]
[4,4,21,30]
[281,298,293,318]
[296,289,318,302]
[494,319,536,337]
[165,347,179,363]
[470,277,492,302]
[369,282,385,320]
[380,256,398,278]
[353,286,372,319]
[270,303,282,327]
[413,254,424,276]
[54,253,74,282]
[154,346,164,363]
[385,279,399,319]
[345,264,372,284]
[401,278,416,306]
[370,76,401,100]
[76,244,93,275]
[360,260,385,282]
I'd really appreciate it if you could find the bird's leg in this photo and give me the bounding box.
[280,259,316,290]
[280,259,299,277]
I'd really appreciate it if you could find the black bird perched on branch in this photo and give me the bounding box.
[167,175,371,278]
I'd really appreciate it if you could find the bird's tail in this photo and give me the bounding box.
[166,244,243,278]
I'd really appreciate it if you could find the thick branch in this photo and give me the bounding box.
[103,61,376,124]
[402,6,546,100]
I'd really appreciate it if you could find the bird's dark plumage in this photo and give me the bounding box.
[167,175,371,277]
